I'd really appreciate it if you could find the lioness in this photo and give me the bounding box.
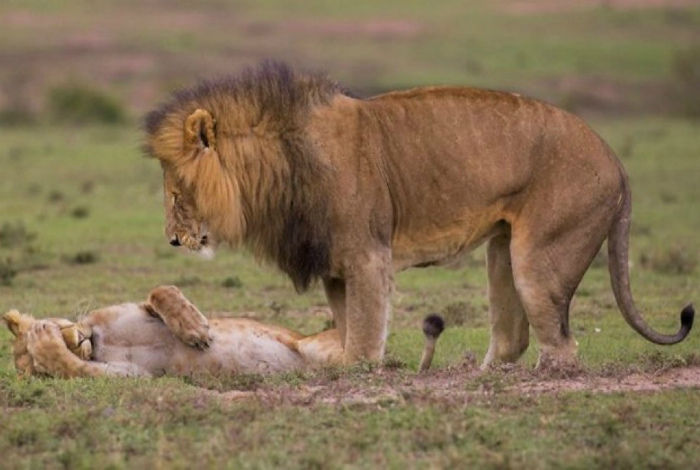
[144,62,694,368]
[4,286,344,378]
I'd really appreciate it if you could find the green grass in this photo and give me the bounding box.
[0,116,698,469]
[1,375,700,468]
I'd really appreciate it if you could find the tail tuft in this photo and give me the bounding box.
[422,314,445,339]
[681,304,695,329]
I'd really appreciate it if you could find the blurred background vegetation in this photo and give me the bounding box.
[0,0,699,126]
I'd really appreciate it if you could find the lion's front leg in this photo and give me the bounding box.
[323,277,347,349]
[146,285,212,349]
[342,250,393,364]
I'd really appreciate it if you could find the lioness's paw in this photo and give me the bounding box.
[147,285,212,350]
[172,315,212,350]
[26,321,73,372]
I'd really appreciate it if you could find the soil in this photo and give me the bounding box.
[205,362,700,407]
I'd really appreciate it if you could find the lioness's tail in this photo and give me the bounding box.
[607,170,694,344]
[418,314,445,372]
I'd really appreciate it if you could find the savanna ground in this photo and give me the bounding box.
[0,0,699,467]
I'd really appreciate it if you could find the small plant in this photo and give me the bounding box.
[0,257,17,286]
[268,300,285,316]
[0,222,36,249]
[47,190,64,203]
[47,83,127,125]
[70,206,90,219]
[221,276,243,288]
[382,354,407,370]
[64,250,100,265]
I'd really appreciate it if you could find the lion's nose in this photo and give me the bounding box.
[169,235,181,247]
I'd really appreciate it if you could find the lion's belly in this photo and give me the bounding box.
[391,209,504,271]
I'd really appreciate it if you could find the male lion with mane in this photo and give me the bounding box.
[144,62,694,369]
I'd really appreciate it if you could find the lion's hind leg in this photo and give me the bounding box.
[482,233,530,368]
[509,220,608,370]
[146,285,212,349]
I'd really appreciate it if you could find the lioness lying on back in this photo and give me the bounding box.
[4,286,444,378]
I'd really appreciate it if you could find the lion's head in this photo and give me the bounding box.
[149,106,246,259]
[161,158,215,259]
[3,310,92,376]
[144,62,341,291]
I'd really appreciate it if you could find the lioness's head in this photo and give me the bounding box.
[3,310,93,376]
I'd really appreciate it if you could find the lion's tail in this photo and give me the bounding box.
[607,168,694,344]
[418,314,445,372]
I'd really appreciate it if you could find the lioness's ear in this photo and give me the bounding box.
[3,310,24,337]
[184,109,216,151]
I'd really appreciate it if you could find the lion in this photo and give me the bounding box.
[3,286,345,378]
[144,62,694,369]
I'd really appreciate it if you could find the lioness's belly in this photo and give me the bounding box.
[88,305,306,376]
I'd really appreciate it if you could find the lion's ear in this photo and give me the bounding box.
[184,109,216,151]
[3,310,26,337]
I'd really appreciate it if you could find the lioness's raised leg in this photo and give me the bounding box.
[342,250,393,363]
[323,277,347,349]
[26,321,150,378]
[146,285,212,349]
[482,233,530,368]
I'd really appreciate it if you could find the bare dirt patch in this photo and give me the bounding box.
[204,363,700,407]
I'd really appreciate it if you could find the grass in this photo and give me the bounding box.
[1,376,700,468]
[0,117,697,470]
[0,0,699,467]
